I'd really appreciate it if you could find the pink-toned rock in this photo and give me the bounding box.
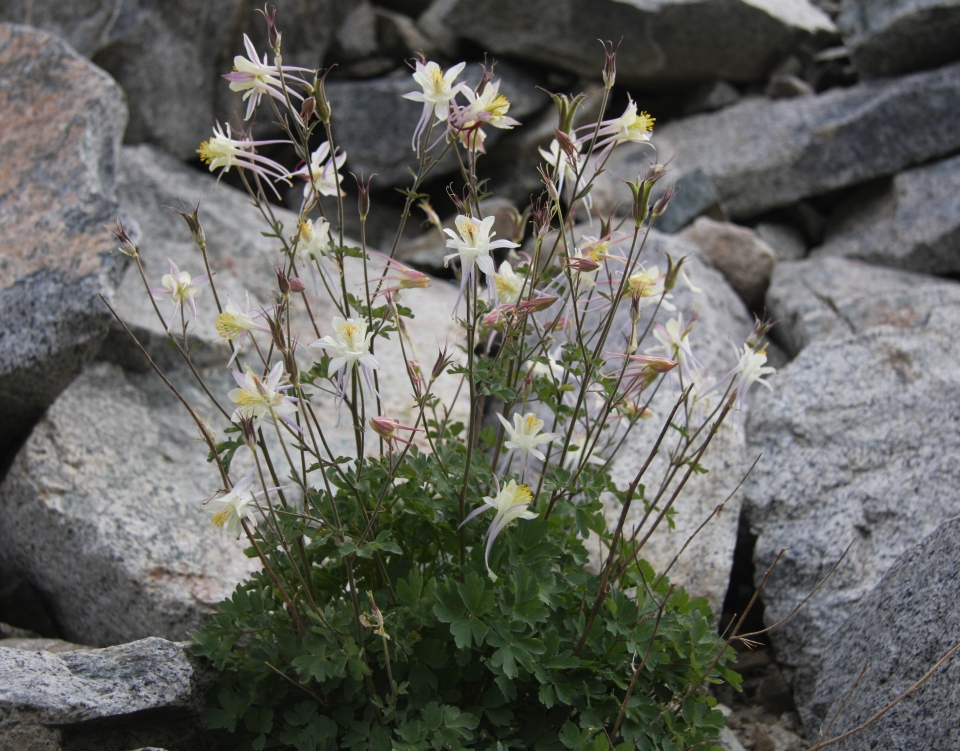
[0,24,131,451]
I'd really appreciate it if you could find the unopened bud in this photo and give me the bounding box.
[550,92,587,135]
[516,295,558,314]
[108,217,138,258]
[565,256,601,273]
[370,416,400,440]
[554,128,579,163]
[275,267,290,295]
[430,345,456,382]
[239,415,258,451]
[353,173,374,220]
[601,39,620,90]
[287,276,306,293]
[300,95,315,123]
[652,184,679,218]
[407,359,423,398]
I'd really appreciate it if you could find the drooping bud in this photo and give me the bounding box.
[515,295,558,314]
[108,217,138,258]
[287,276,306,293]
[601,39,620,90]
[370,415,400,440]
[565,256,601,273]
[554,128,579,163]
[353,172,374,220]
[300,95,315,123]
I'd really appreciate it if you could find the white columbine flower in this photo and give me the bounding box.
[625,265,675,311]
[310,317,380,395]
[403,60,466,150]
[197,123,291,189]
[728,343,776,415]
[149,258,210,331]
[223,34,285,120]
[204,468,260,536]
[538,137,593,211]
[595,97,655,155]
[228,361,299,430]
[296,217,333,262]
[493,260,525,305]
[291,141,346,200]
[459,79,520,131]
[460,478,538,580]
[215,295,271,364]
[649,313,703,382]
[497,411,561,479]
[443,215,519,313]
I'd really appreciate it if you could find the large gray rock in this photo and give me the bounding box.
[768,256,960,357]
[429,0,836,88]
[803,515,960,748]
[838,0,960,77]
[602,61,960,220]
[325,61,549,187]
[0,1,359,160]
[813,152,960,275]
[0,637,213,751]
[0,361,259,647]
[0,24,130,453]
[594,230,755,612]
[745,264,960,709]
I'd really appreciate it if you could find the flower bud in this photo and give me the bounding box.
[430,345,456,382]
[601,39,620,90]
[652,184,679,219]
[663,253,686,292]
[550,92,587,135]
[275,266,290,295]
[353,173,374,220]
[300,95,315,123]
[260,4,281,54]
[370,415,400,440]
[516,295,558,314]
[108,217,138,258]
[287,276,306,293]
[407,359,423,398]
[239,415,259,451]
[565,256,601,273]
[555,128,579,163]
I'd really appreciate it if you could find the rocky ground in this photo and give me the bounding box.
[2,0,960,749]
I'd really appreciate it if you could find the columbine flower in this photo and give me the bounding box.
[538,137,593,212]
[228,361,299,431]
[649,314,703,382]
[291,141,346,200]
[443,215,519,313]
[622,264,675,311]
[223,34,285,120]
[493,260,525,305]
[460,478,538,580]
[497,411,561,478]
[403,60,466,150]
[215,295,270,364]
[595,97,655,155]
[149,258,210,331]
[459,79,519,130]
[295,217,334,264]
[204,468,260,537]
[310,316,380,395]
[721,344,776,418]
[197,123,291,190]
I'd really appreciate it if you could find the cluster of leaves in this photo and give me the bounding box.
[193,427,740,751]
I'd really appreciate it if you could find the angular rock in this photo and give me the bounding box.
[0,637,213,751]
[813,152,960,275]
[679,217,777,309]
[745,275,960,708]
[604,61,960,220]
[331,1,433,66]
[803,515,960,748]
[767,256,960,356]
[682,80,741,116]
[0,1,360,160]
[325,61,548,186]
[429,0,836,88]
[598,230,755,612]
[0,361,260,646]
[838,0,960,77]
[0,24,130,453]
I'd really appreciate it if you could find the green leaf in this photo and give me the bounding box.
[457,572,494,616]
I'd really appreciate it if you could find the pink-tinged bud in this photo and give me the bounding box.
[652,184,679,218]
[565,256,601,273]
[407,359,423,398]
[370,415,400,440]
[275,267,290,294]
[354,173,374,220]
[259,4,281,54]
[431,346,455,382]
[108,216,138,258]
[517,295,558,314]
[482,307,508,330]
[287,276,306,293]
[601,39,620,90]
[631,355,678,373]
[300,96,315,123]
